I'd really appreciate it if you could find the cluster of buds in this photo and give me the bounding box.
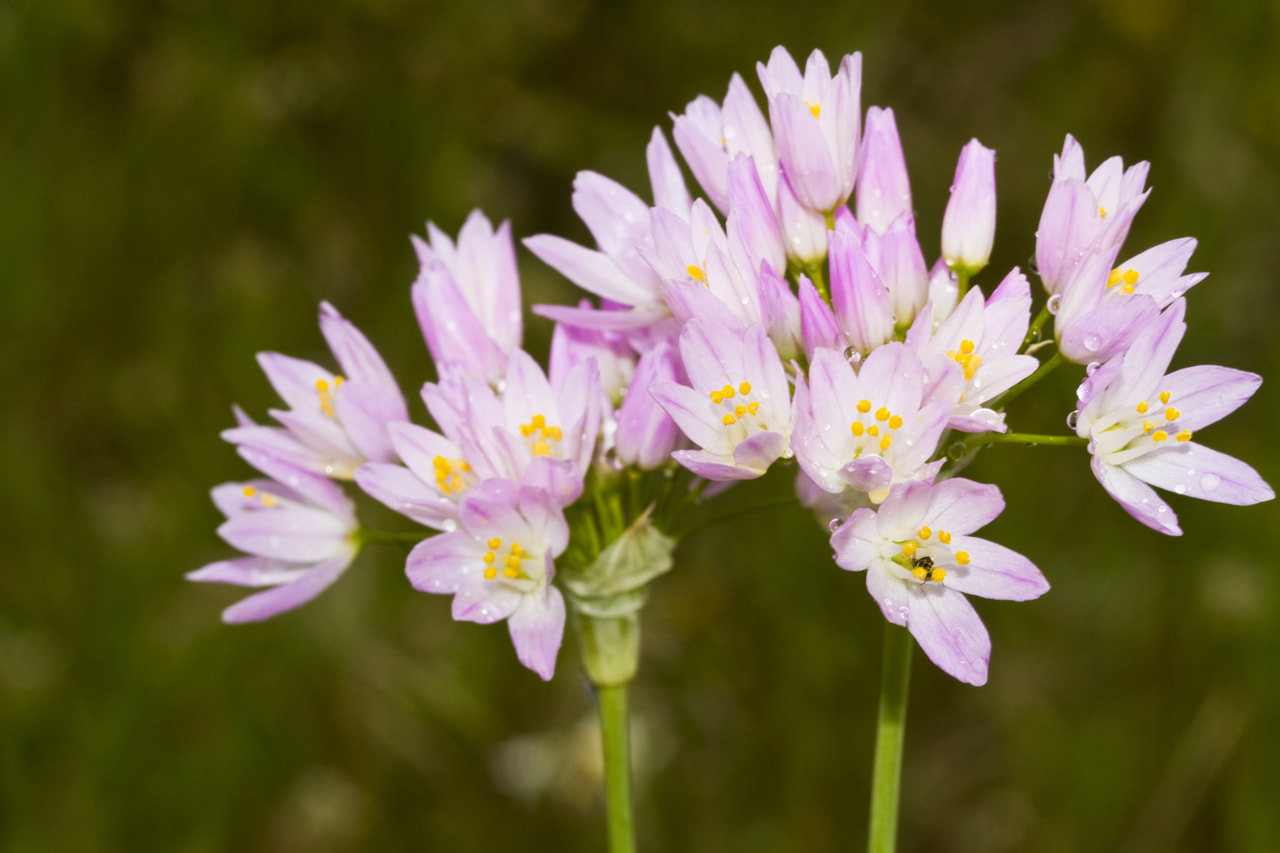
[193,46,1270,688]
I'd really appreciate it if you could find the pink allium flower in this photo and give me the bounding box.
[756,47,861,214]
[941,139,996,275]
[1074,300,1273,535]
[615,341,684,470]
[672,74,779,213]
[832,478,1050,685]
[189,449,358,623]
[406,480,569,681]
[855,106,913,234]
[413,210,523,386]
[1035,134,1150,296]
[904,268,1039,433]
[792,344,950,504]
[224,302,408,479]
[651,321,793,480]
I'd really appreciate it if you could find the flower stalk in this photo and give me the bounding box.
[598,683,636,853]
[868,622,913,853]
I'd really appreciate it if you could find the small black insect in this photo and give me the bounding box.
[911,554,942,582]
[911,555,934,570]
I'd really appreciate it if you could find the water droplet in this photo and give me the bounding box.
[1076,379,1091,401]
[1085,361,1100,376]
[1083,333,1101,352]
[1087,439,1097,453]
[897,606,911,623]
[1065,411,1079,430]
[829,518,843,532]
[843,345,857,361]
[442,519,458,532]
[1157,504,1168,514]
[1046,293,1061,315]
[1027,254,1040,275]
[1174,484,1187,494]
[948,270,959,283]
[1200,473,1222,492]
[1170,288,1184,299]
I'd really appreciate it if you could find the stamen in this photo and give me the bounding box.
[315,379,329,391]
[503,567,519,579]
[531,414,546,429]
[721,384,736,399]
[1151,430,1168,442]
[1175,430,1193,442]
[687,264,705,281]
[850,422,864,437]
[806,100,821,119]
[900,541,918,557]
[484,567,497,580]
[488,537,501,550]
[857,399,871,413]
[959,340,975,354]
[1165,407,1180,421]
[888,415,903,430]
[723,414,736,425]
[260,494,277,508]
[1136,401,1148,415]
[735,405,747,418]
[1159,390,1171,404]
[912,567,928,580]
[1143,421,1154,434]
[739,381,752,395]
[532,440,552,456]
[747,402,759,415]
[867,425,879,436]
[456,460,472,472]
[931,567,948,581]
[483,551,495,564]
[938,530,951,544]
[710,390,724,404]
[511,543,524,556]
[242,486,256,497]
[1099,206,1108,218]
[919,527,932,539]
[875,407,891,422]
[433,455,449,470]
[955,551,970,565]
[879,436,892,450]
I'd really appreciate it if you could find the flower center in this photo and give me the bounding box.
[945,339,984,382]
[432,455,474,496]
[519,413,564,457]
[896,529,968,584]
[481,537,538,582]
[315,376,345,418]
[710,381,765,431]
[1093,388,1194,462]
[1106,267,1140,296]
[849,398,906,454]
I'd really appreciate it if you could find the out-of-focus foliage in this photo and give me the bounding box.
[2,0,1278,850]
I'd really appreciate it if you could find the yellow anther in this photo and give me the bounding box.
[919,527,932,540]
[962,354,983,381]
[901,541,918,557]
[867,425,879,436]
[1107,269,1124,288]
[1143,421,1154,434]
[879,436,892,450]
[484,567,497,580]
[875,407,891,422]
[546,426,563,441]
[449,474,464,492]
[959,339,976,354]
[686,264,705,281]
[735,405,747,417]
[1136,401,1148,415]
[857,399,871,413]
[850,422,865,437]
[520,423,536,437]
[511,543,524,556]
[738,381,752,395]
[1125,269,1139,286]
[912,567,927,580]
[488,537,501,550]
[334,376,344,386]
[722,413,737,425]
[1165,407,1180,422]
[483,551,495,564]
[1159,391,1171,404]
[1100,206,1108,218]
[888,415,903,430]
[505,554,521,569]
[1151,430,1168,442]
[503,567,519,579]
[721,384,736,399]
[955,551,970,565]
[931,567,948,581]
[747,402,759,415]
[433,455,449,470]
[1176,429,1193,442]
[532,440,552,456]
[531,414,546,429]
[242,486,256,497]
[261,494,277,507]
[456,460,472,472]
[806,100,821,119]
[938,530,952,544]
[710,390,724,404]
[315,379,329,391]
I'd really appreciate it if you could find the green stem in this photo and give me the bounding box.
[675,495,798,540]
[989,431,1087,447]
[598,684,636,853]
[868,622,913,853]
[955,268,971,301]
[1023,303,1052,350]
[803,262,829,302]
[356,529,429,546]
[990,350,1064,410]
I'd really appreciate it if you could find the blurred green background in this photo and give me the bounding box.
[3,0,1279,850]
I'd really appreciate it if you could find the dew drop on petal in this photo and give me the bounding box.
[1027,255,1040,276]
[1087,439,1097,453]
[1065,411,1079,430]
[1083,333,1101,353]
[1047,294,1061,315]
[1085,361,1101,376]
[948,269,959,283]
[1174,483,1187,495]
[897,606,910,623]
[1201,473,1222,492]
[442,519,458,532]
[829,517,843,532]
